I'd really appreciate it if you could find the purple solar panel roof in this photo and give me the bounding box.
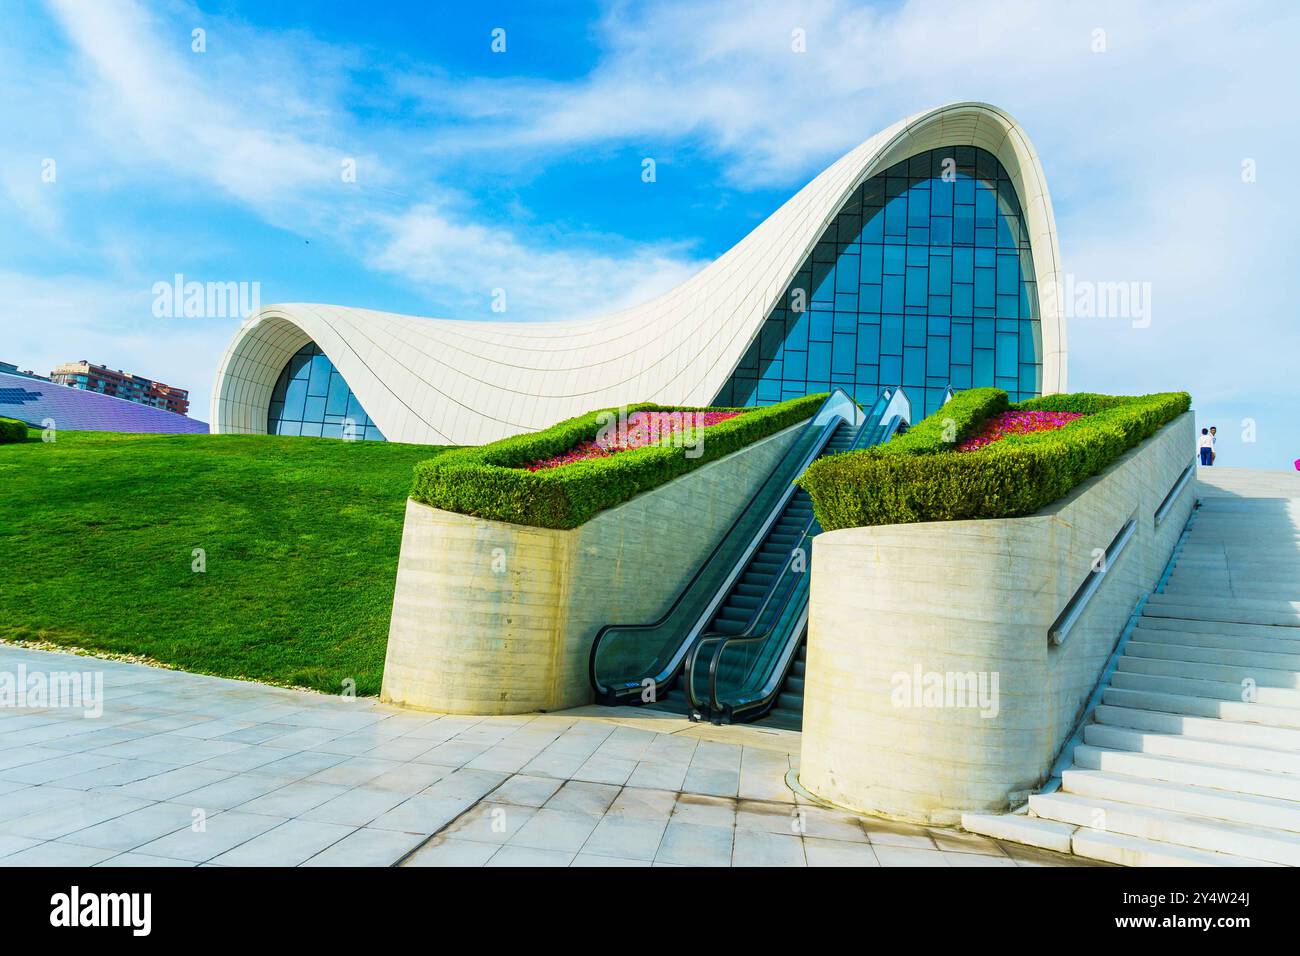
[0,371,209,434]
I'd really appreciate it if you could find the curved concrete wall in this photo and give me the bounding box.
[212,102,1066,445]
[381,423,803,714]
[799,413,1195,825]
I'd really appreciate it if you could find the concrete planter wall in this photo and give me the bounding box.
[381,424,803,715]
[799,412,1196,825]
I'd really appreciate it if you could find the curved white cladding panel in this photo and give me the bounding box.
[212,102,1066,445]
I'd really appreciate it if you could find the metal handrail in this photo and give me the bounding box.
[1154,459,1196,527]
[1048,517,1138,647]
[588,389,860,703]
[686,386,911,721]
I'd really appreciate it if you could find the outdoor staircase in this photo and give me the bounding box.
[965,483,1300,866]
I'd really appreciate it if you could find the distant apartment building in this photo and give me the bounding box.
[49,360,191,416]
[0,361,51,381]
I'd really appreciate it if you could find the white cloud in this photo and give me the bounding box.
[365,200,705,320]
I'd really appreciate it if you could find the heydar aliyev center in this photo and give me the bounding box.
[211,102,1066,445]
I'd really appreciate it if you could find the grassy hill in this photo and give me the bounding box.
[0,429,448,695]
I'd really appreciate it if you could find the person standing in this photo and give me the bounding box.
[1198,428,1214,466]
[1209,426,1218,465]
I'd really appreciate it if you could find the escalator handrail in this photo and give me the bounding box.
[681,390,894,715]
[588,388,860,700]
[698,386,912,720]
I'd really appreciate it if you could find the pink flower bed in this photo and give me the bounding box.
[523,410,744,471]
[956,409,1085,452]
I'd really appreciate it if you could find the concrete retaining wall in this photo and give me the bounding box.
[799,412,1196,824]
[381,424,803,715]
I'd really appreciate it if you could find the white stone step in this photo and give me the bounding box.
[1109,670,1300,708]
[1125,639,1300,672]
[1172,556,1300,572]
[1095,703,1300,749]
[1030,792,1290,864]
[1070,828,1271,867]
[1148,592,1300,614]
[1167,570,1300,588]
[1102,687,1300,728]
[1144,603,1300,628]
[959,812,1074,852]
[1131,624,1300,657]
[1073,744,1300,801]
[1138,615,1300,642]
[1164,582,1300,602]
[1061,768,1300,832]
[1084,722,1300,774]
[1118,653,1300,689]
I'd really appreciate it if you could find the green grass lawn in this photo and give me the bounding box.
[0,429,448,695]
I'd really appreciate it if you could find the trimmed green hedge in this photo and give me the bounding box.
[0,418,28,444]
[874,387,1007,456]
[797,390,1191,531]
[410,393,828,529]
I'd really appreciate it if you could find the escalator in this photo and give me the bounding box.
[588,386,910,721]
[684,385,911,727]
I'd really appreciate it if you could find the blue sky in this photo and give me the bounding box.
[1,0,1296,467]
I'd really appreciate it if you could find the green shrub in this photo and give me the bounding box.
[0,418,28,444]
[797,391,1190,531]
[410,393,828,529]
[875,387,1006,456]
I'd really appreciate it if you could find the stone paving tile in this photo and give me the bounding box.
[362,763,454,795]
[625,760,688,791]
[301,827,426,867]
[670,793,736,828]
[487,845,574,867]
[803,837,880,867]
[655,820,733,867]
[572,755,637,786]
[1,841,119,867]
[733,828,806,867]
[872,845,950,866]
[59,801,201,851]
[509,808,602,852]
[943,851,1017,867]
[133,810,286,863]
[543,780,620,815]
[402,835,499,867]
[482,773,564,808]
[605,787,677,821]
[299,786,413,827]
[236,780,350,817]
[95,852,197,867]
[0,646,1093,869]
[580,816,666,861]
[1,792,151,841]
[367,794,472,835]
[208,819,355,866]
[442,803,537,844]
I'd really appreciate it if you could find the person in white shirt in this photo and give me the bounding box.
[1209,426,1218,464]
[1198,428,1213,466]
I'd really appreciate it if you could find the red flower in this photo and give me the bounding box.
[523,410,745,471]
[956,410,1085,452]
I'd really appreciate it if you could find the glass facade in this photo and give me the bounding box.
[713,146,1043,419]
[267,342,385,440]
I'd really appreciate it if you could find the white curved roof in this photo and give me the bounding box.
[212,102,1066,445]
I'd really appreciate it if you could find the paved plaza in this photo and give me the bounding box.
[0,645,1095,867]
